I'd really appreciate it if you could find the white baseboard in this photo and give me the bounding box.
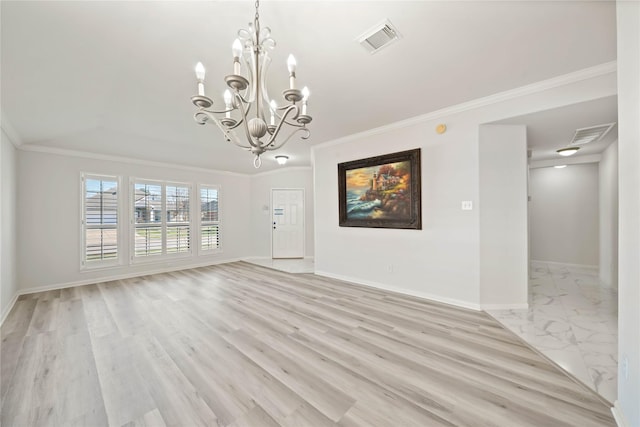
[612,400,630,427]
[0,292,19,327]
[482,303,529,311]
[314,270,481,311]
[16,257,243,297]
[530,259,599,271]
[598,275,618,289]
[243,256,315,261]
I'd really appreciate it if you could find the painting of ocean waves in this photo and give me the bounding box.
[344,161,411,220]
[346,190,381,218]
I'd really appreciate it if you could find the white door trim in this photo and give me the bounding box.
[271,188,305,259]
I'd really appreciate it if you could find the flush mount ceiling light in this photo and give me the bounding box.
[191,0,312,168]
[275,155,288,165]
[554,165,567,169]
[556,147,580,156]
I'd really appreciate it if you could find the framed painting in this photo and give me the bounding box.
[338,148,421,229]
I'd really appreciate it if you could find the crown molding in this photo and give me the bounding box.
[17,144,249,177]
[250,165,312,178]
[311,61,618,152]
[1,113,23,147]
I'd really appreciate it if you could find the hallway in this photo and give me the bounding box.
[488,261,617,403]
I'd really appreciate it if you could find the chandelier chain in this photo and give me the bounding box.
[254,0,261,43]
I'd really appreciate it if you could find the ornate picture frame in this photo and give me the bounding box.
[338,149,422,229]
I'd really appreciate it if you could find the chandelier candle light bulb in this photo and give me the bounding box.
[195,62,206,96]
[224,90,233,118]
[287,54,296,89]
[232,39,243,75]
[302,86,310,115]
[270,100,277,126]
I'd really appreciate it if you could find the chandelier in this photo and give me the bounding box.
[191,0,312,168]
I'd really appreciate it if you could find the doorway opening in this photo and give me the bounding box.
[486,97,619,403]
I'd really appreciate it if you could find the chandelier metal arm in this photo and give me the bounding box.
[194,110,252,149]
[253,27,265,125]
[233,92,261,148]
[226,93,251,132]
[264,104,301,147]
[195,106,246,132]
[199,106,235,116]
[273,111,308,128]
[264,126,310,152]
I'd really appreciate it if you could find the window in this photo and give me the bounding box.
[82,174,119,267]
[134,182,163,257]
[166,185,190,253]
[200,186,220,251]
[133,180,191,259]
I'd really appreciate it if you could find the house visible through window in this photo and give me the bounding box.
[134,182,163,257]
[133,180,191,258]
[167,185,190,253]
[83,175,119,266]
[200,186,220,251]
[82,176,219,266]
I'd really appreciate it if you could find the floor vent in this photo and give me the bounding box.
[358,19,402,54]
[569,123,616,146]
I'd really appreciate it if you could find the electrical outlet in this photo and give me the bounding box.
[461,201,473,210]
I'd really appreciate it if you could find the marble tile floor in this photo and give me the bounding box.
[243,257,315,274]
[488,261,617,403]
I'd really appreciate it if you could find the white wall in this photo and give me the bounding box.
[529,163,600,266]
[615,1,640,425]
[17,149,251,292]
[1,130,19,322]
[313,120,482,309]
[599,140,618,288]
[479,125,528,308]
[249,167,314,258]
[313,67,616,310]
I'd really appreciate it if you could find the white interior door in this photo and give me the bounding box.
[272,189,304,258]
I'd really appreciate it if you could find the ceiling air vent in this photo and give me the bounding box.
[358,19,402,54]
[569,122,616,146]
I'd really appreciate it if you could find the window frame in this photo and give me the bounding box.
[80,173,122,270]
[130,178,193,264]
[198,184,222,255]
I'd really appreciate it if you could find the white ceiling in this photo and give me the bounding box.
[1,1,617,174]
[492,95,618,162]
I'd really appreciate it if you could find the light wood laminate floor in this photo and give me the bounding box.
[1,262,615,426]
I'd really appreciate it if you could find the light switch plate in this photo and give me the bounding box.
[461,201,473,210]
